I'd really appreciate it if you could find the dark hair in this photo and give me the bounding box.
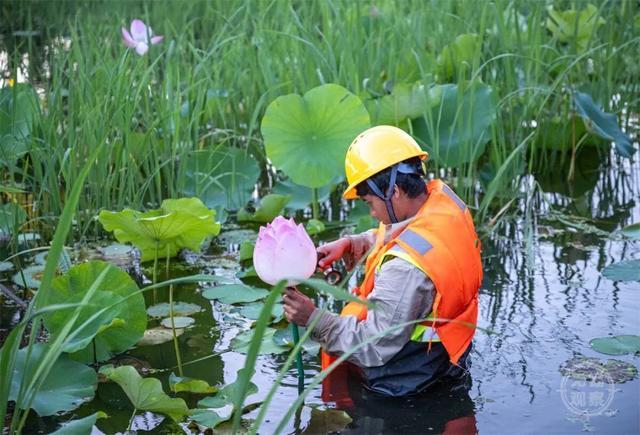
[355,157,426,198]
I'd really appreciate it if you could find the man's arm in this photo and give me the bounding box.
[307,257,434,367]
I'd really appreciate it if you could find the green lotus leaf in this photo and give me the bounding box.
[147,302,203,318]
[230,327,288,355]
[237,194,291,223]
[181,147,260,211]
[190,408,231,429]
[0,84,40,165]
[12,264,45,289]
[169,372,218,394]
[546,4,605,52]
[573,92,635,157]
[0,202,26,235]
[365,83,429,125]
[0,261,13,272]
[412,83,496,167]
[100,365,188,421]
[602,260,640,282]
[301,406,353,434]
[202,284,268,304]
[160,316,194,329]
[99,197,221,261]
[137,327,184,346]
[273,327,320,354]
[236,266,258,279]
[621,223,640,240]
[197,368,258,409]
[42,261,146,362]
[272,179,335,211]
[590,335,640,355]
[236,301,284,322]
[239,241,255,262]
[51,411,108,435]
[305,219,326,236]
[436,33,481,80]
[8,344,97,416]
[261,83,370,188]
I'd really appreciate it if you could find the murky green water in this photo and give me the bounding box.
[2,156,639,434]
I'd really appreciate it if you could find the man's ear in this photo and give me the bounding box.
[393,184,402,199]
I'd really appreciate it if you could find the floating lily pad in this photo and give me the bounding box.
[236,266,258,279]
[169,372,218,394]
[99,243,135,257]
[33,251,49,264]
[99,197,221,261]
[160,316,195,329]
[9,343,97,416]
[137,327,185,346]
[147,302,202,318]
[99,365,189,421]
[17,232,40,246]
[560,356,637,383]
[0,261,13,272]
[273,327,321,354]
[261,83,370,188]
[237,301,285,322]
[620,223,640,240]
[237,194,291,223]
[11,264,45,289]
[602,260,640,282]
[589,335,640,356]
[202,284,268,304]
[230,327,288,355]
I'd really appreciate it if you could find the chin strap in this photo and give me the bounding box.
[366,164,399,224]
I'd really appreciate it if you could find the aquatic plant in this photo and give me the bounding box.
[253,216,317,286]
[121,19,163,55]
[98,197,221,262]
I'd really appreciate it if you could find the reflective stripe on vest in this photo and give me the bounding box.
[378,242,441,343]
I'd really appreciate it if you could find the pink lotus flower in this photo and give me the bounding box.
[253,216,317,286]
[121,19,163,56]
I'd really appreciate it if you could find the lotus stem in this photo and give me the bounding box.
[290,323,304,395]
[165,245,183,376]
[311,187,319,220]
[127,407,137,432]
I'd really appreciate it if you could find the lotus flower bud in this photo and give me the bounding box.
[253,216,317,286]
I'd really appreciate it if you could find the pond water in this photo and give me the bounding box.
[2,154,639,434]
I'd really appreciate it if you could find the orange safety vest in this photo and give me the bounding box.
[321,179,482,372]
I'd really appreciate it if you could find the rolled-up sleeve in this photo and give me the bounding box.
[307,257,434,368]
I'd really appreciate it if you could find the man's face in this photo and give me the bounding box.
[361,194,391,224]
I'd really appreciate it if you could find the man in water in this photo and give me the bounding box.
[283,125,482,398]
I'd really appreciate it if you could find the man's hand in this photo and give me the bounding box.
[283,287,316,326]
[317,238,351,269]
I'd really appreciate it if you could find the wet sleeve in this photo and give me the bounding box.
[307,257,435,368]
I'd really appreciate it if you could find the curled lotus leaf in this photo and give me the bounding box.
[261,83,370,188]
[169,372,218,394]
[99,197,221,261]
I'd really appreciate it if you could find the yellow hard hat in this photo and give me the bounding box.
[343,125,428,199]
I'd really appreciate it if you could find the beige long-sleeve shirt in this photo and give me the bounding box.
[307,220,435,368]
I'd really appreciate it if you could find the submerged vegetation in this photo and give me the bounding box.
[0,0,638,433]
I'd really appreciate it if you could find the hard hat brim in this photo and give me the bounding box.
[342,150,428,199]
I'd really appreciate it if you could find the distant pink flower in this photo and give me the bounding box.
[121,19,163,56]
[253,216,317,286]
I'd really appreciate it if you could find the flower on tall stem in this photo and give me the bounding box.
[121,19,163,56]
[253,216,317,286]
